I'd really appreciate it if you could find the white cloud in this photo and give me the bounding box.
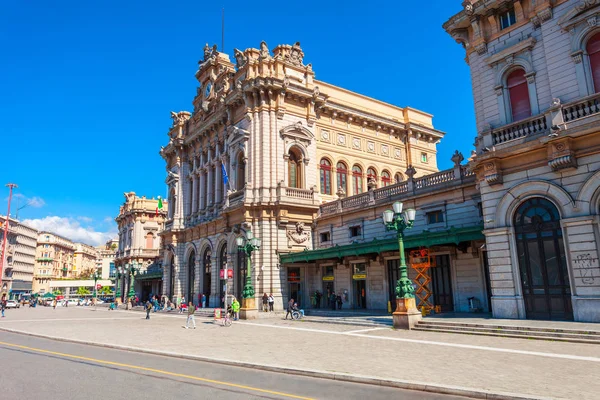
[22,216,117,246]
[103,216,115,223]
[77,216,93,223]
[9,194,45,208]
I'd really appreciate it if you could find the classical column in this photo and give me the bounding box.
[215,158,222,204]
[200,169,207,210]
[191,173,198,214]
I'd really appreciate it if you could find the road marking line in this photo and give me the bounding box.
[0,317,140,323]
[344,327,389,334]
[237,321,600,363]
[0,340,314,400]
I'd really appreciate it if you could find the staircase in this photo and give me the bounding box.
[413,320,600,344]
[303,310,393,328]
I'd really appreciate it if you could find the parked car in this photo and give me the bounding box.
[6,300,20,309]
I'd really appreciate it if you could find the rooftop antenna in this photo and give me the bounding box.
[221,8,225,52]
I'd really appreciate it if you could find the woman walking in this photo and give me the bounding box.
[268,293,274,312]
[262,293,269,312]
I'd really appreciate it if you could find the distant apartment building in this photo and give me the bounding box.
[95,239,118,280]
[74,242,99,278]
[0,215,38,299]
[115,192,167,301]
[32,231,76,294]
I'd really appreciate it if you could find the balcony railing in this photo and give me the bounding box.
[484,92,600,148]
[491,114,548,145]
[284,187,314,200]
[319,161,474,217]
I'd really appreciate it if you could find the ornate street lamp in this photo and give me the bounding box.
[236,231,261,319]
[382,201,421,329]
[92,269,101,307]
[128,262,140,299]
[115,266,123,301]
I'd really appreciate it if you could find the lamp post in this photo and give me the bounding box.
[382,201,421,329]
[92,269,101,309]
[236,231,261,320]
[115,266,123,303]
[128,262,139,300]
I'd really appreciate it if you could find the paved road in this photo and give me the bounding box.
[0,331,468,400]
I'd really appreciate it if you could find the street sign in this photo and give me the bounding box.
[220,269,234,279]
[227,269,233,278]
[220,269,225,279]
[96,284,102,289]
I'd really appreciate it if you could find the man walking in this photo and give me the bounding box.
[201,293,206,309]
[231,297,240,321]
[145,300,152,319]
[185,301,196,329]
[1,296,6,318]
[285,298,295,320]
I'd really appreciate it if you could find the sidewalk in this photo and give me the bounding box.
[1,307,599,400]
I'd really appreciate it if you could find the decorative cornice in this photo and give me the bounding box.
[485,38,537,66]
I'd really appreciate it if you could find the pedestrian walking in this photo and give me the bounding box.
[330,292,337,311]
[262,293,269,312]
[145,300,152,319]
[1,296,6,318]
[231,297,240,321]
[285,298,295,319]
[185,302,196,329]
[268,293,274,312]
[52,299,57,310]
[201,293,206,309]
[315,291,322,309]
[336,294,343,310]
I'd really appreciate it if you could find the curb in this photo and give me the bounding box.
[0,326,551,400]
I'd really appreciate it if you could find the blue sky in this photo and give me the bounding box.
[0,0,472,245]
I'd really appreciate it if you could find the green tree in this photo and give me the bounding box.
[99,286,113,295]
[52,289,63,296]
[76,287,91,296]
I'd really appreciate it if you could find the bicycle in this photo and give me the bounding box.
[221,309,233,327]
[291,310,303,320]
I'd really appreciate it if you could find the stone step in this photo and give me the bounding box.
[417,323,600,340]
[412,326,600,345]
[418,320,600,336]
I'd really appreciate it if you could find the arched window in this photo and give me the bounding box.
[352,165,363,195]
[514,198,572,320]
[288,148,303,188]
[381,170,391,187]
[586,32,600,93]
[507,69,531,121]
[187,251,195,304]
[145,233,154,249]
[394,173,404,184]
[203,249,212,307]
[319,158,332,195]
[236,153,245,191]
[367,167,377,182]
[336,162,348,194]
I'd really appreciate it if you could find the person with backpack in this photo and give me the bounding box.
[145,300,152,319]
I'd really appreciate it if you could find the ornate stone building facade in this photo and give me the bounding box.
[115,192,167,301]
[160,42,445,310]
[0,216,38,298]
[445,0,600,321]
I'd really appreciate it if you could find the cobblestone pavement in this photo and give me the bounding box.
[1,307,599,399]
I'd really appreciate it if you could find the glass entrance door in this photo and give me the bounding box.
[353,280,367,309]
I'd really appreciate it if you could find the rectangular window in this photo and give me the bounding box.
[421,153,428,163]
[349,226,362,237]
[353,263,366,274]
[320,232,331,243]
[427,211,444,224]
[499,8,516,30]
[324,265,334,277]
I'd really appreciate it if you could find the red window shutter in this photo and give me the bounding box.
[587,33,600,93]
[507,69,531,121]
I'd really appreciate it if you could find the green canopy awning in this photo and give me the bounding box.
[280,225,484,264]
[136,272,163,281]
[42,293,55,298]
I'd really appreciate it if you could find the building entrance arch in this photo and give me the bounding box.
[514,197,573,320]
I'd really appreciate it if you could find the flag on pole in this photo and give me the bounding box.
[221,163,229,185]
[156,196,163,216]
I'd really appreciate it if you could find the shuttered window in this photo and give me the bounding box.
[507,69,531,121]
[587,33,600,93]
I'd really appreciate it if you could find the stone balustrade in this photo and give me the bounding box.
[319,162,475,217]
